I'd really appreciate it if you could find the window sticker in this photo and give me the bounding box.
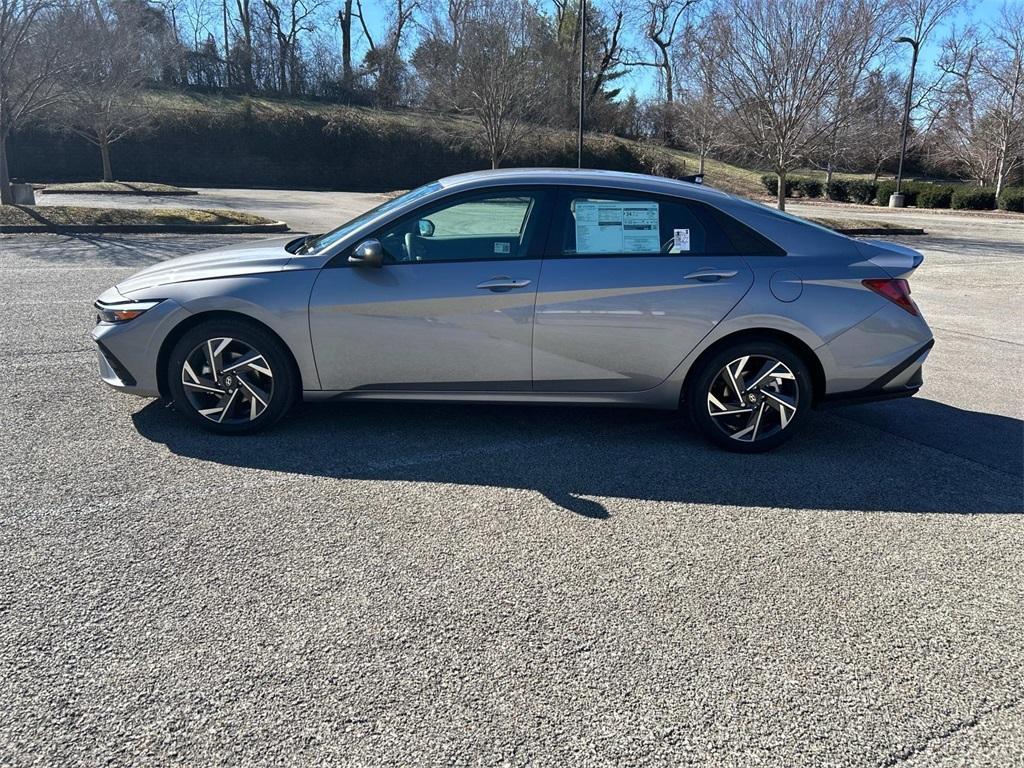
[673,228,691,252]
[574,201,660,254]
[493,241,511,254]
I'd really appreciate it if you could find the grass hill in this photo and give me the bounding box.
[11,90,773,198]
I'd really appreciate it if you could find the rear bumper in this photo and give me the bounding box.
[818,339,932,409]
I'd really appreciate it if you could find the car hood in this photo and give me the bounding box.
[116,236,302,294]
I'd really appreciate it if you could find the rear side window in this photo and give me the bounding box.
[704,204,787,256]
[552,189,784,257]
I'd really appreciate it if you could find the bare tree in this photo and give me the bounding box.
[0,0,76,203]
[411,0,476,110]
[337,0,353,86]
[849,70,906,179]
[260,0,324,94]
[932,5,1024,197]
[424,0,543,168]
[56,0,151,181]
[672,9,726,173]
[716,0,894,209]
[622,0,699,108]
[895,0,964,49]
[982,3,1023,197]
[355,0,417,105]
[815,2,899,195]
[933,29,994,184]
[233,0,256,91]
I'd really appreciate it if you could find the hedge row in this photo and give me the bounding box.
[822,178,878,204]
[876,181,1024,210]
[9,106,690,191]
[999,187,1024,212]
[759,174,877,203]
[759,173,1023,211]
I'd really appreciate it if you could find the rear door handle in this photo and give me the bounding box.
[476,277,532,292]
[684,269,738,283]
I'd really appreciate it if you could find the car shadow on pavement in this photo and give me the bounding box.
[132,396,1023,518]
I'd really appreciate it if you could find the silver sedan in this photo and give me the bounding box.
[93,169,934,451]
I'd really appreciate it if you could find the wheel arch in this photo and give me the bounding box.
[156,310,303,401]
[680,328,826,407]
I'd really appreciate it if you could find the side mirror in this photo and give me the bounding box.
[348,239,383,268]
[417,219,435,238]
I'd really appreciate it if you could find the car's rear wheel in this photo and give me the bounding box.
[167,319,296,434]
[687,340,812,452]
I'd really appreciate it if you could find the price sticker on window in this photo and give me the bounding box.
[673,228,691,252]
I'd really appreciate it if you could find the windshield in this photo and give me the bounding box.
[299,182,443,254]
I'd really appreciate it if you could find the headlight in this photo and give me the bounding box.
[95,300,162,324]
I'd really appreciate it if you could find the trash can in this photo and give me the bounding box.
[11,183,36,205]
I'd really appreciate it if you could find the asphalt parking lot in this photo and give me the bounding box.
[1,201,1022,766]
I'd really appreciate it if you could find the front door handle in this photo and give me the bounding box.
[476,277,532,292]
[684,269,739,283]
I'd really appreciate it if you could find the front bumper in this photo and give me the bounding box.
[91,298,190,398]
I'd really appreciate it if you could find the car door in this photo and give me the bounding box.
[309,188,551,391]
[532,187,756,392]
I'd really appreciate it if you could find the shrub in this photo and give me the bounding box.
[951,186,997,210]
[795,178,823,198]
[876,180,920,206]
[826,178,849,202]
[916,185,955,209]
[876,180,936,206]
[998,187,1024,212]
[760,174,799,197]
[846,179,879,204]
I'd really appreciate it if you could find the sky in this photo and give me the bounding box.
[331,0,1009,101]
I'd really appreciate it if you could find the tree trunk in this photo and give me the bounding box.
[659,44,673,104]
[223,0,231,88]
[698,151,705,175]
[994,121,1010,203]
[339,0,353,87]
[0,132,12,205]
[824,163,834,201]
[776,169,786,211]
[491,147,500,169]
[100,136,113,182]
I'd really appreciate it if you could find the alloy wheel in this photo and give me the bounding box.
[706,355,799,443]
[180,337,274,424]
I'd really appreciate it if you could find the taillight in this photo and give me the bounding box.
[862,278,919,316]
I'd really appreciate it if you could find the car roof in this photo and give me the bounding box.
[437,167,732,204]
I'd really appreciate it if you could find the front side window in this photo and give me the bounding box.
[555,190,739,257]
[302,182,442,254]
[374,190,546,263]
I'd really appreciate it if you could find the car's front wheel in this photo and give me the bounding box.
[167,319,297,434]
[687,340,812,452]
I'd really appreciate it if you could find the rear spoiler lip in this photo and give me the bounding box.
[855,239,925,278]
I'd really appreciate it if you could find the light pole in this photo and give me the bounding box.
[891,35,920,208]
[577,0,586,168]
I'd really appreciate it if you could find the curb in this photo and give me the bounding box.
[0,221,289,234]
[39,188,199,196]
[834,227,926,236]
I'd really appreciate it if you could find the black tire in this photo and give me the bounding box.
[167,318,297,434]
[686,339,813,453]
